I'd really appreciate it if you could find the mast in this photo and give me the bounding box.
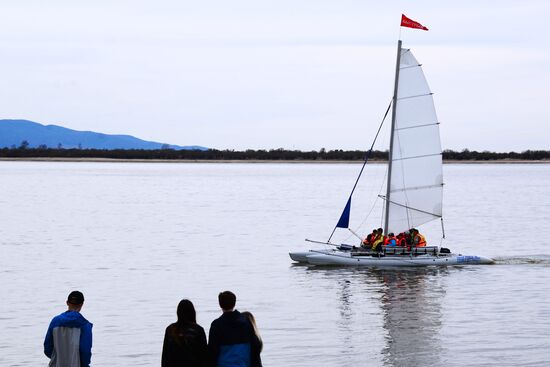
[384,39,402,235]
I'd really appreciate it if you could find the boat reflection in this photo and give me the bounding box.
[370,267,448,366]
[293,265,449,366]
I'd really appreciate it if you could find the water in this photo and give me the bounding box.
[1,162,549,366]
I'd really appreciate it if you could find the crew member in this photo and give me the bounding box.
[385,233,397,247]
[362,229,377,249]
[411,228,427,247]
[371,228,385,252]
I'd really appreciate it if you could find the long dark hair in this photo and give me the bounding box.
[176,299,196,325]
[168,299,197,345]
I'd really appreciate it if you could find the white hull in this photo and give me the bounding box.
[289,249,494,267]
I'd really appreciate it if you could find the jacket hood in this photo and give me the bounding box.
[56,311,91,328]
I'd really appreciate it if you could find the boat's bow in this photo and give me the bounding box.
[454,254,495,265]
[289,251,313,263]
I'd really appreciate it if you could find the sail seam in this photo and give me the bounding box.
[390,183,443,193]
[395,122,440,131]
[400,64,421,70]
[397,93,433,101]
[379,196,442,218]
[392,152,442,162]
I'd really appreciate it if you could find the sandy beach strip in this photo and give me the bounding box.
[1,157,549,164]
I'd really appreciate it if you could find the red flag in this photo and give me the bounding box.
[400,14,429,31]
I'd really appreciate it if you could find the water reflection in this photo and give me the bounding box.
[335,276,357,360]
[296,266,449,366]
[371,268,447,367]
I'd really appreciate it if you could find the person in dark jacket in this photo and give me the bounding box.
[44,290,93,367]
[208,291,262,367]
[162,299,208,367]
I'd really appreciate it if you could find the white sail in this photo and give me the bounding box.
[386,48,443,234]
[290,40,495,267]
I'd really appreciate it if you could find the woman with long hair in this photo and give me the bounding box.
[241,311,263,366]
[162,299,208,367]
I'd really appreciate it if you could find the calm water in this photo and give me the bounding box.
[1,162,549,366]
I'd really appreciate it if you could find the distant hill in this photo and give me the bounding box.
[0,119,207,150]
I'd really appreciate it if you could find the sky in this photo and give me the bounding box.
[0,0,548,152]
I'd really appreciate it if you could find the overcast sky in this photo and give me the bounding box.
[0,0,548,151]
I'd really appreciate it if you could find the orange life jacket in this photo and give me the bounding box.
[362,233,373,246]
[415,233,427,247]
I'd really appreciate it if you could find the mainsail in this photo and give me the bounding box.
[385,45,443,235]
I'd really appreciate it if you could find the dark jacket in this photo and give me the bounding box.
[162,322,208,367]
[208,310,262,367]
[44,310,93,367]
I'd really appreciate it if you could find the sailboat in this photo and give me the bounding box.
[290,34,493,266]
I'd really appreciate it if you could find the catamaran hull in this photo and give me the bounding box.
[289,251,315,263]
[289,250,494,267]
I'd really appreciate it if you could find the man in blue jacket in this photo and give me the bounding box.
[208,291,261,367]
[44,290,93,367]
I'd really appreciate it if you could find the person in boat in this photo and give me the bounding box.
[371,228,385,252]
[162,299,208,367]
[362,229,377,249]
[411,228,427,247]
[384,233,397,247]
[405,231,414,250]
[396,233,407,247]
[361,229,376,249]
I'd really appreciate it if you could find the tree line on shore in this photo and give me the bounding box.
[1,143,549,161]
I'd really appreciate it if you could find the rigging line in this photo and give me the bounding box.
[346,167,388,243]
[353,111,391,240]
[327,99,393,242]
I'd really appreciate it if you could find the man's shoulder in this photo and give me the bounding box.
[49,311,69,325]
[211,311,238,327]
[223,311,252,329]
[210,314,224,328]
[49,311,92,329]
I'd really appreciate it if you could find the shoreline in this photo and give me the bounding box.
[1,157,549,164]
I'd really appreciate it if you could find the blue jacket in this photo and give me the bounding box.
[44,310,93,367]
[208,310,261,367]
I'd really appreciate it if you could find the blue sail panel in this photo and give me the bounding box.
[336,198,351,228]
